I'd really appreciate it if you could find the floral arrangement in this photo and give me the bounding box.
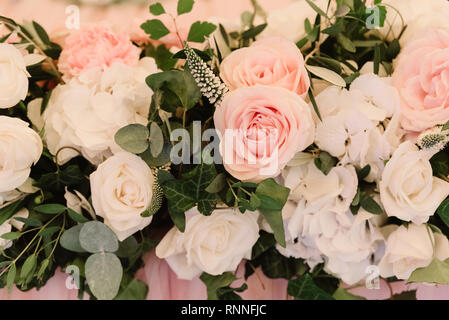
[1,0,449,300]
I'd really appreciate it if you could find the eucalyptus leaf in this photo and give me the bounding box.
[149,122,164,158]
[60,225,86,253]
[79,221,119,253]
[115,124,150,154]
[85,252,123,300]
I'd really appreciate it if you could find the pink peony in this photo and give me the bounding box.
[392,29,449,132]
[219,36,310,98]
[58,25,140,78]
[214,85,315,182]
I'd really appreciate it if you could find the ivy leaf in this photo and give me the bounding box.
[141,19,170,40]
[251,231,276,260]
[85,252,123,300]
[115,278,149,300]
[149,2,166,16]
[200,272,244,300]
[314,151,337,175]
[115,124,150,154]
[255,179,289,248]
[333,288,366,300]
[288,274,335,300]
[205,173,226,194]
[38,165,84,192]
[187,21,217,43]
[408,259,449,285]
[177,0,195,15]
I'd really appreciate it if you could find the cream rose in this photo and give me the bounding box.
[214,85,315,182]
[392,29,449,132]
[220,37,310,97]
[156,207,260,280]
[43,58,159,164]
[379,141,449,224]
[379,224,449,280]
[0,43,29,109]
[0,116,42,193]
[90,152,155,241]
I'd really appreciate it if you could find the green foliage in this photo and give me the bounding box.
[437,199,449,228]
[149,2,166,16]
[79,221,119,254]
[288,274,335,300]
[85,252,123,300]
[115,124,150,154]
[177,0,195,15]
[314,151,338,175]
[333,288,366,300]
[200,272,247,300]
[60,225,86,253]
[115,278,149,300]
[146,70,202,112]
[408,259,449,285]
[141,19,170,40]
[187,21,217,43]
[158,158,219,232]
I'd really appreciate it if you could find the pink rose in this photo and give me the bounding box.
[214,85,315,182]
[219,36,310,98]
[392,29,449,132]
[58,25,140,79]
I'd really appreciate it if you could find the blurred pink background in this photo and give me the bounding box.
[0,0,449,300]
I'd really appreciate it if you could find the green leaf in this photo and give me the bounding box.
[255,179,289,248]
[149,2,166,15]
[6,264,16,291]
[0,232,21,240]
[39,226,60,237]
[115,236,139,258]
[305,0,329,19]
[0,199,26,226]
[159,159,218,231]
[205,173,226,194]
[32,21,51,45]
[37,259,50,279]
[314,151,337,175]
[187,21,217,43]
[34,204,66,215]
[60,225,86,253]
[442,120,449,131]
[306,65,346,87]
[337,33,356,53]
[437,199,449,228]
[115,278,149,300]
[308,89,322,121]
[146,70,202,112]
[333,288,366,300]
[67,208,89,223]
[141,19,170,40]
[13,217,42,227]
[20,255,37,280]
[241,23,267,40]
[85,252,123,300]
[251,231,276,260]
[288,274,334,300]
[408,259,449,285]
[79,221,119,253]
[177,0,194,15]
[145,43,177,71]
[149,122,164,158]
[431,151,449,177]
[139,143,172,167]
[37,165,84,193]
[115,124,150,154]
[357,165,371,180]
[360,196,383,215]
[200,272,238,300]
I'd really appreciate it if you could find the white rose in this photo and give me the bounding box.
[379,0,449,47]
[379,141,449,224]
[90,152,155,241]
[0,43,29,109]
[43,58,159,165]
[156,207,260,280]
[262,0,333,43]
[0,116,42,193]
[379,224,449,280]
